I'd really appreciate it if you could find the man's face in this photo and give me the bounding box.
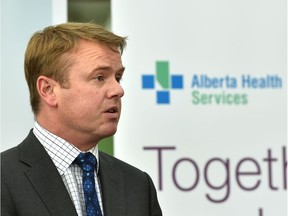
[55,40,125,145]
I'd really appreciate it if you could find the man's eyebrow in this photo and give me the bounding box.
[90,66,125,74]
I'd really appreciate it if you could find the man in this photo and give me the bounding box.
[1,22,162,216]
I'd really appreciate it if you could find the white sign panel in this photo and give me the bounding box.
[112,0,286,215]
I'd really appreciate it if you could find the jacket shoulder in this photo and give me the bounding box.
[99,151,145,174]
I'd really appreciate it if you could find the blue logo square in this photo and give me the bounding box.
[171,75,183,89]
[157,91,170,104]
[142,75,155,89]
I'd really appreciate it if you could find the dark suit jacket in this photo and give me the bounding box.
[1,131,162,216]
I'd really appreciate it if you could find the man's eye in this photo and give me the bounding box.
[95,76,104,81]
[116,75,123,83]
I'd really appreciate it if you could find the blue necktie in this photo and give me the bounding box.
[74,152,103,216]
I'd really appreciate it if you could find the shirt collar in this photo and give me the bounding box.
[33,121,100,176]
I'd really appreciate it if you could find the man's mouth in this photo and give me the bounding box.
[106,107,118,113]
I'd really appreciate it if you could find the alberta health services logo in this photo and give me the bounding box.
[141,61,283,105]
[142,61,183,104]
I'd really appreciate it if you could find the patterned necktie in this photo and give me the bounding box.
[74,152,103,216]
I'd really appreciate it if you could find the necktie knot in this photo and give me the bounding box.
[74,152,96,172]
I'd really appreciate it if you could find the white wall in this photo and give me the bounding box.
[1,0,67,151]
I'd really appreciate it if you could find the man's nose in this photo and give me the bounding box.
[107,79,124,98]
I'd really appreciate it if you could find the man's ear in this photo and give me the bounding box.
[36,75,58,107]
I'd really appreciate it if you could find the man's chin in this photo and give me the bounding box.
[100,128,117,139]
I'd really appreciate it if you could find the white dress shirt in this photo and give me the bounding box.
[33,122,104,216]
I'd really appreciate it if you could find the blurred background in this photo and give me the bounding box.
[1,0,286,215]
[68,0,111,28]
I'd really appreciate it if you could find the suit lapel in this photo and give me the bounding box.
[99,152,126,216]
[19,131,78,216]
